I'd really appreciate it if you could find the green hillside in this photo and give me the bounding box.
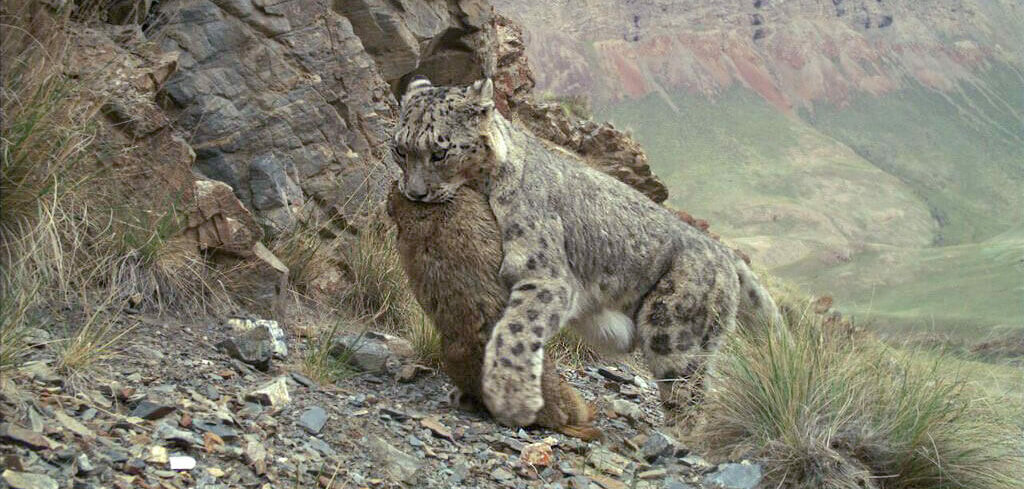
[800,65,1024,246]
[597,68,1024,335]
[778,226,1024,336]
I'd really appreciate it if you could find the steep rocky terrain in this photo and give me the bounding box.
[45,0,668,308]
[508,0,1023,107]
[500,0,1024,333]
[2,315,765,489]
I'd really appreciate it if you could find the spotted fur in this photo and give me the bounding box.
[393,78,782,427]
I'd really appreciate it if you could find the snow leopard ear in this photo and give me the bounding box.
[469,78,494,108]
[402,76,432,104]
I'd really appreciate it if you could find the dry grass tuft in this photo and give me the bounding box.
[1,4,229,376]
[302,316,358,384]
[700,296,1024,489]
[0,238,45,374]
[53,290,132,378]
[539,91,593,120]
[339,219,422,332]
[341,220,444,364]
[279,203,443,368]
[547,328,601,368]
[405,311,442,366]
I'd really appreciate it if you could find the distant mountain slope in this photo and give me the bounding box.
[502,0,1024,332]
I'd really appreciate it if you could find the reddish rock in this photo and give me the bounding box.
[186,179,263,258]
[519,442,553,467]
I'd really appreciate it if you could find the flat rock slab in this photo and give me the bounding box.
[53,411,94,439]
[587,447,633,477]
[0,423,52,450]
[245,376,290,406]
[193,419,240,442]
[704,462,763,489]
[2,470,58,489]
[367,435,421,484]
[153,422,202,447]
[298,406,327,434]
[131,400,176,420]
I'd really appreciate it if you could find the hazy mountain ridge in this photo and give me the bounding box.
[509,0,1023,108]
[501,0,1024,331]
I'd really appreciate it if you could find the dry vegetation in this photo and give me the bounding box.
[269,201,442,372]
[301,315,358,384]
[699,294,1024,489]
[0,3,222,377]
[540,91,593,120]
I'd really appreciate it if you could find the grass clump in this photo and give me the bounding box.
[53,290,132,378]
[341,220,442,364]
[283,207,442,368]
[701,300,1024,489]
[341,221,419,332]
[1,4,98,232]
[1,4,227,378]
[302,316,358,384]
[405,311,441,365]
[0,244,44,374]
[547,328,600,368]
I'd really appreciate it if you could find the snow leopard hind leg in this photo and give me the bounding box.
[637,249,741,427]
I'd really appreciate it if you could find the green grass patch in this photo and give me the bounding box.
[799,66,1024,245]
[595,87,798,226]
[702,305,1024,489]
[302,317,360,384]
[596,69,1023,336]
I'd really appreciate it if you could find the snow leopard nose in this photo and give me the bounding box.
[406,188,428,201]
[404,173,428,201]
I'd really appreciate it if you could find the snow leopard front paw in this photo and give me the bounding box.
[481,351,544,427]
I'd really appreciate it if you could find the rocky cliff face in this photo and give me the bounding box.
[73,0,666,305]
[157,0,475,233]
[151,0,666,236]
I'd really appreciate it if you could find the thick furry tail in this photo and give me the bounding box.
[735,262,784,329]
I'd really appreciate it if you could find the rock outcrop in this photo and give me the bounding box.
[488,15,668,203]
[157,0,397,232]
[514,100,668,204]
[155,0,669,237]
[56,0,671,311]
[65,22,285,309]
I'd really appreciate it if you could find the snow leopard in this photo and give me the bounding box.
[392,76,782,427]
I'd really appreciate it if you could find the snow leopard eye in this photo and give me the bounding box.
[430,149,447,162]
[392,146,407,160]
